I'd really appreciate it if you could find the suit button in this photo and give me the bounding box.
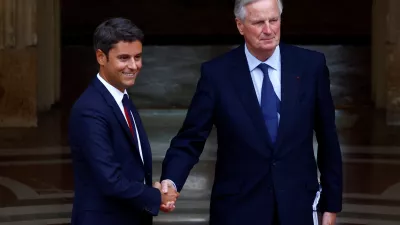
[272,162,277,166]
[147,173,151,176]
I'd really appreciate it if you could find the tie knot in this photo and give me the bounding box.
[122,94,130,107]
[258,63,269,76]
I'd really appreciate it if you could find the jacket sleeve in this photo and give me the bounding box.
[76,108,161,215]
[161,64,216,191]
[314,54,343,213]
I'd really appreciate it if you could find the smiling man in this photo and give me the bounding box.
[68,18,178,225]
[160,0,342,225]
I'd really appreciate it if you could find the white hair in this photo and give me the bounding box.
[234,0,283,20]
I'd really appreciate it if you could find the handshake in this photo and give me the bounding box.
[153,180,179,213]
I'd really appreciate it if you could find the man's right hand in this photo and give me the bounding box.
[153,181,179,212]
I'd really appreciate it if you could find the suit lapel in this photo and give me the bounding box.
[229,45,274,154]
[92,78,143,162]
[275,44,301,151]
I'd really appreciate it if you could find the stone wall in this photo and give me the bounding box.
[126,45,370,109]
[62,45,371,109]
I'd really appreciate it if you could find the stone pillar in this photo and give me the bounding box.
[0,0,60,127]
[372,0,400,125]
[371,0,388,109]
[383,0,400,125]
[37,0,61,111]
[0,0,38,127]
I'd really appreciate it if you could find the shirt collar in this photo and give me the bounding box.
[97,73,128,104]
[244,44,281,72]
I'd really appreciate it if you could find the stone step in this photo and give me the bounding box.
[2,199,400,224]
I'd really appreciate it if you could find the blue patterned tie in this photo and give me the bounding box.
[258,63,280,143]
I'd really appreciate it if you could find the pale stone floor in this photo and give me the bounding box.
[0,108,400,225]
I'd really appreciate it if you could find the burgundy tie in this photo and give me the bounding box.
[122,94,135,137]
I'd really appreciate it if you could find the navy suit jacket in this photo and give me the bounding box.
[69,77,160,225]
[161,44,342,225]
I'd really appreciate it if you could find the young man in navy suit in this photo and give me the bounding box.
[160,0,342,224]
[68,18,178,225]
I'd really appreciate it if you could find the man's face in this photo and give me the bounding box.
[236,0,281,58]
[96,40,143,92]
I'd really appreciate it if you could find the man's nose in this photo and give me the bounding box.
[127,58,137,69]
[262,22,272,34]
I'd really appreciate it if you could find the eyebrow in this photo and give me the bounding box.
[117,54,130,58]
[117,53,142,57]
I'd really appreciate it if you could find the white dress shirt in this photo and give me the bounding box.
[97,74,144,164]
[244,44,281,120]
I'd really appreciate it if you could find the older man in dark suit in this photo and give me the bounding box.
[160,0,342,225]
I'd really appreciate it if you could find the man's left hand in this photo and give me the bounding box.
[322,212,336,225]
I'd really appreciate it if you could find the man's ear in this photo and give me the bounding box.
[96,49,107,65]
[235,18,245,35]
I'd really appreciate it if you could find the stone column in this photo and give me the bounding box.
[0,0,60,127]
[37,0,61,111]
[372,0,400,125]
[0,0,38,127]
[383,0,400,125]
[371,0,388,109]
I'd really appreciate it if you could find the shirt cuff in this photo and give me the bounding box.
[165,179,177,191]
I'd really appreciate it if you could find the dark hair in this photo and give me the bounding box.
[93,17,144,58]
